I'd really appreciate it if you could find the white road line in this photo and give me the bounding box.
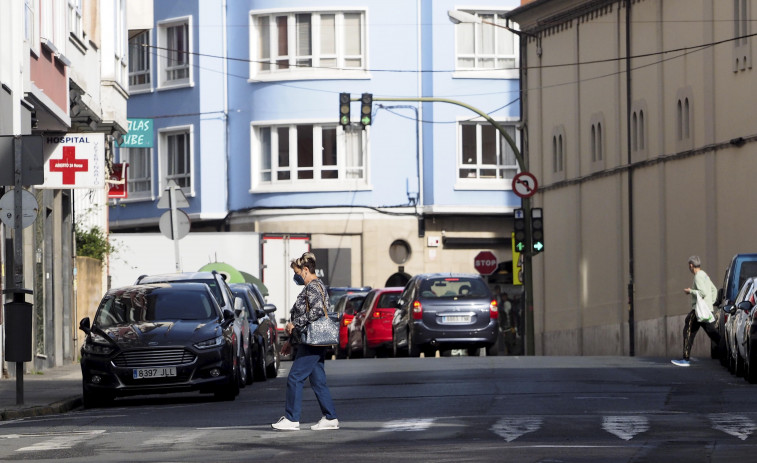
[15,430,105,452]
[710,413,756,441]
[380,418,435,432]
[491,417,542,442]
[602,416,649,441]
[144,429,208,446]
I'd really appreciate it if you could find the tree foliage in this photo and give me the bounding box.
[75,225,114,261]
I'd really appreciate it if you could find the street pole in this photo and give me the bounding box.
[12,137,24,404]
[370,96,535,355]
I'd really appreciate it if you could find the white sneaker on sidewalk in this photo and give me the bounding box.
[271,417,300,431]
[311,417,340,430]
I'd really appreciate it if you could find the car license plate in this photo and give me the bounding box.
[133,367,177,379]
[443,315,471,323]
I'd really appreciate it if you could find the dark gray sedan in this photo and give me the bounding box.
[392,273,499,357]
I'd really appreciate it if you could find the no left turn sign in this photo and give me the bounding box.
[512,172,538,198]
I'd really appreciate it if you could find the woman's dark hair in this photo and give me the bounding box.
[290,251,317,273]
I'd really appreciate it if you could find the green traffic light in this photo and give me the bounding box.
[533,242,544,252]
[361,115,371,125]
[516,242,525,252]
[341,116,350,125]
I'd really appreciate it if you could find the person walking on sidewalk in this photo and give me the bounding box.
[272,252,339,431]
[672,255,720,367]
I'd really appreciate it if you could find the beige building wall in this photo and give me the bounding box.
[512,0,757,356]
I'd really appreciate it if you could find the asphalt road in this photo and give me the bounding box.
[0,356,755,462]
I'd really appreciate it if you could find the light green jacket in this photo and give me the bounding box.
[690,270,718,309]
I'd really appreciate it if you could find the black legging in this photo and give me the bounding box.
[682,310,720,360]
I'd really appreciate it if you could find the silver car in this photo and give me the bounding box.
[392,273,499,357]
[724,277,757,376]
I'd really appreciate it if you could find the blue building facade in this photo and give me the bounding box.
[114,0,522,288]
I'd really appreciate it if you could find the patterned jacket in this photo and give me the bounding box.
[290,278,330,332]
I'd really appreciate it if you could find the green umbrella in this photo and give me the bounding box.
[198,262,245,284]
[240,271,268,296]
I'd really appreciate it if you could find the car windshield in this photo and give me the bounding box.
[419,277,489,299]
[94,289,216,328]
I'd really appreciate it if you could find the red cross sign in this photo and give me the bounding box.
[48,146,89,185]
[41,134,105,189]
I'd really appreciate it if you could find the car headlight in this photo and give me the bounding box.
[194,335,224,350]
[82,333,115,356]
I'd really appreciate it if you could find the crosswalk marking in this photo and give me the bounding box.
[15,430,105,452]
[710,414,756,441]
[144,429,208,446]
[380,418,435,432]
[602,416,649,441]
[491,417,542,442]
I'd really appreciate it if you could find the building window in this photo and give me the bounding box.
[25,0,36,48]
[454,11,518,71]
[553,135,565,173]
[160,128,192,192]
[253,123,366,189]
[677,97,691,141]
[68,0,82,40]
[158,17,192,88]
[632,109,645,152]
[120,148,152,199]
[129,31,151,90]
[458,122,518,182]
[251,11,365,78]
[734,0,752,71]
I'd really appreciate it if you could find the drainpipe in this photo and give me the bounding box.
[625,0,636,356]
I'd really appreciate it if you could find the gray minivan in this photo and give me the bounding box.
[715,254,757,363]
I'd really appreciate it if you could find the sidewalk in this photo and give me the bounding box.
[0,362,82,421]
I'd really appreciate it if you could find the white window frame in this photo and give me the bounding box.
[68,0,83,41]
[129,30,152,92]
[25,0,39,55]
[157,16,193,90]
[119,147,154,201]
[114,0,128,87]
[250,121,370,193]
[249,9,368,82]
[454,119,520,191]
[158,125,195,197]
[452,10,519,79]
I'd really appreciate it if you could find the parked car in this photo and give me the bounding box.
[724,277,757,376]
[79,283,239,407]
[346,287,403,358]
[135,271,250,388]
[230,283,280,380]
[332,292,368,359]
[392,273,499,357]
[716,254,757,364]
[327,286,372,309]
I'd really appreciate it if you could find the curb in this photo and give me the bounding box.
[0,396,82,421]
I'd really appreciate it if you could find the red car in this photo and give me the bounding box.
[333,293,368,359]
[346,287,404,358]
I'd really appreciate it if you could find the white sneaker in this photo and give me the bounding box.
[271,416,300,431]
[311,417,340,430]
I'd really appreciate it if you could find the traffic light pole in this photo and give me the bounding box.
[362,96,535,355]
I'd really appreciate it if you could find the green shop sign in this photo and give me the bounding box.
[118,118,153,148]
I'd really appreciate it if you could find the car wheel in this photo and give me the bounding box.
[266,348,279,378]
[215,364,240,401]
[747,342,757,384]
[736,350,746,377]
[346,336,354,359]
[392,332,398,357]
[82,385,113,409]
[238,351,248,389]
[362,332,374,358]
[408,329,422,357]
[255,346,268,382]
[467,347,481,357]
[244,347,254,386]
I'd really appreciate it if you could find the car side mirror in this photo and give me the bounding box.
[222,309,235,327]
[738,301,752,313]
[264,304,277,315]
[79,317,91,335]
[725,304,736,315]
[396,299,405,308]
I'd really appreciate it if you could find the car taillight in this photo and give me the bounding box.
[412,300,423,320]
[490,300,498,319]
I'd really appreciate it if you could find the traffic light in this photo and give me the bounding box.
[513,208,526,253]
[360,93,373,127]
[531,207,544,253]
[339,93,351,128]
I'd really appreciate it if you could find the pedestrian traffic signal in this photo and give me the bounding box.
[531,207,544,253]
[339,93,351,127]
[513,208,526,253]
[360,93,373,127]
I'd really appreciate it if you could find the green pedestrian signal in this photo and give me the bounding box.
[360,93,373,127]
[339,93,351,128]
[513,208,526,252]
[531,207,544,253]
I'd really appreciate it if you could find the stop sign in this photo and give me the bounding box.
[474,251,498,275]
